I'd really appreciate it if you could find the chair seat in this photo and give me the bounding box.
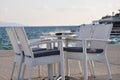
[33,49,60,58]
[17,47,58,58]
[64,47,103,54]
[32,47,46,52]
[17,48,47,55]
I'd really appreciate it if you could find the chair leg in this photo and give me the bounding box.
[53,63,60,80]
[38,65,41,78]
[10,62,16,80]
[60,60,65,80]
[78,61,82,74]
[88,60,96,78]
[53,63,57,77]
[104,56,112,80]
[21,64,26,80]
[91,60,96,78]
[48,64,53,80]
[17,61,23,80]
[83,57,88,80]
[28,65,33,80]
[58,62,61,76]
[65,58,70,76]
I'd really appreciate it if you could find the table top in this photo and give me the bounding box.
[41,32,78,39]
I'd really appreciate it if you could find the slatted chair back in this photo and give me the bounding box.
[6,27,24,80]
[90,24,112,49]
[78,24,93,39]
[15,27,33,58]
[76,24,94,47]
[6,27,22,54]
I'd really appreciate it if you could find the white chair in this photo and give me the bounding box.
[6,27,51,80]
[87,24,112,80]
[64,24,112,80]
[6,28,24,80]
[15,27,65,80]
[6,27,24,80]
[64,24,94,76]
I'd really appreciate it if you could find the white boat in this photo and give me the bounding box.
[93,9,120,35]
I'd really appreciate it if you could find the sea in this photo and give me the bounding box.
[0,26,120,50]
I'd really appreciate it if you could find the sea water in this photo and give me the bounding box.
[0,26,120,50]
[0,26,79,50]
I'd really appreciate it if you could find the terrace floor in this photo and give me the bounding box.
[0,44,120,80]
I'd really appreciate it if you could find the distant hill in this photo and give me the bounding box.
[0,21,24,27]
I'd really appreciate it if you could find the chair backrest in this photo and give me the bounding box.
[77,24,94,47]
[6,27,21,54]
[90,24,113,49]
[15,27,33,57]
[78,24,94,39]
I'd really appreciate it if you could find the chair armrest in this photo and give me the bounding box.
[85,38,109,42]
[29,39,51,46]
[65,38,84,41]
[66,38,109,42]
[29,39,42,43]
[29,39,62,46]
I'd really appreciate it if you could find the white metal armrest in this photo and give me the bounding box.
[65,38,84,41]
[29,39,51,44]
[29,39,62,46]
[85,38,109,42]
[29,39,42,43]
[66,38,109,42]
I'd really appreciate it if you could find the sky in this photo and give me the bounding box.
[0,0,120,26]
